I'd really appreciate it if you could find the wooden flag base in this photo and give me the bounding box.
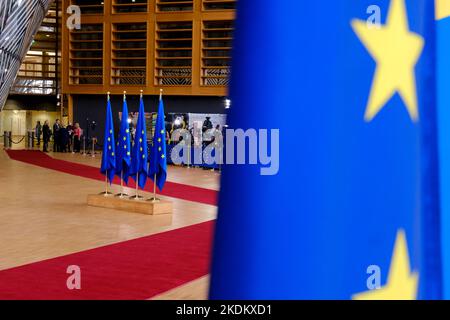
[87,194,172,215]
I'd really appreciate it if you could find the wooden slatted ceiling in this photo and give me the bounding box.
[113,0,148,14]
[201,20,233,86]
[156,21,193,86]
[69,24,103,84]
[202,0,236,11]
[112,23,147,85]
[157,0,193,12]
[72,0,104,14]
[62,0,235,96]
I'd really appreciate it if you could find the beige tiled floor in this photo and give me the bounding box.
[0,148,218,299]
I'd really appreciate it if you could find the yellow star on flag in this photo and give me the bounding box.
[161,154,165,159]
[351,0,424,122]
[436,0,450,20]
[353,230,418,300]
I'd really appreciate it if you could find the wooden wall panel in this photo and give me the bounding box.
[62,0,235,97]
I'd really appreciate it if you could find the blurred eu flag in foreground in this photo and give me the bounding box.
[130,94,148,189]
[210,0,442,299]
[148,91,167,191]
[100,95,116,184]
[436,0,450,299]
[115,94,132,184]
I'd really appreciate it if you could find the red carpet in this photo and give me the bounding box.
[0,221,214,300]
[6,150,217,206]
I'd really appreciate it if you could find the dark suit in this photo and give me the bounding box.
[53,123,60,152]
[43,124,51,152]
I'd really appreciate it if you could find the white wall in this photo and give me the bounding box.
[0,110,58,136]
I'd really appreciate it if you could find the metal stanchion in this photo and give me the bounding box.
[218,145,223,174]
[72,136,75,154]
[187,144,191,168]
[91,138,96,158]
[82,136,87,156]
[27,131,32,149]
[3,131,10,149]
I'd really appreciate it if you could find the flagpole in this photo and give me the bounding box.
[123,91,127,199]
[135,174,139,199]
[130,173,142,200]
[149,89,163,203]
[105,170,108,196]
[106,92,111,196]
[137,89,142,200]
[100,92,113,197]
[116,91,129,198]
[149,174,159,202]
[121,173,126,196]
[131,90,144,201]
[154,174,156,200]
[116,172,128,198]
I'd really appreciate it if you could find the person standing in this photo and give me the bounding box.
[202,117,213,148]
[73,122,82,153]
[35,121,42,146]
[60,126,69,152]
[53,119,61,152]
[66,122,74,152]
[42,120,51,153]
[202,116,213,133]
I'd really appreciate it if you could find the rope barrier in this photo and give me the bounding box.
[9,136,26,144]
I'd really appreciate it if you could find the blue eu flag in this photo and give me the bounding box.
[210,0,442,299]
[148,93,167,191]
[115,96,132,184]
[436,1,450,299]
[100,97,116,184]
[130,95,148,189]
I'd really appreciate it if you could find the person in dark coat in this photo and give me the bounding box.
[53,119,61,152]
[60,126,69,153]
[66,123,74,152]
[202,116,213,133]
[42,120,52,153]
[35,121,42,146]
[202,116,213,148]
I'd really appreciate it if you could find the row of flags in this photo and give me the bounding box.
[100,92,167,192]
[209,0,443,299]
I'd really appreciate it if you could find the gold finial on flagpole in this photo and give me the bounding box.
[159,88,163,101]
[140,89,144,99]
[107,91,110,101]
[123,90,126,101]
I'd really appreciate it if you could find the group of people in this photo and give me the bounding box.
[34,120,83,153]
